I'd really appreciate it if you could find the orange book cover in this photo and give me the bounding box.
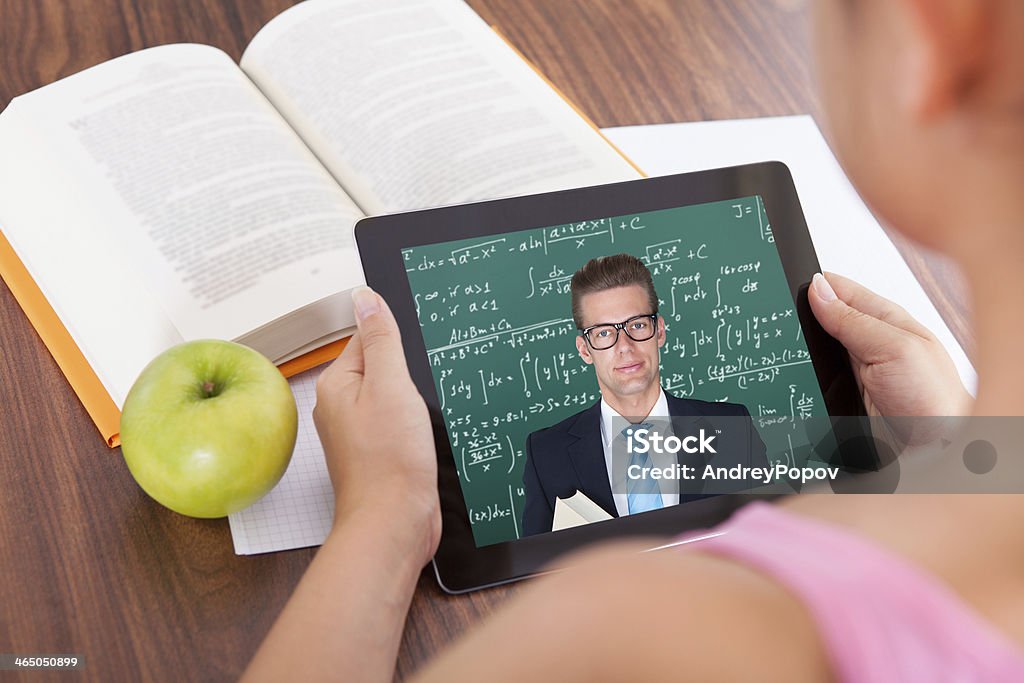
[0,226,349,448]
[0,27,640,450]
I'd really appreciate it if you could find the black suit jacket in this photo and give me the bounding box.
[521,391,768,536]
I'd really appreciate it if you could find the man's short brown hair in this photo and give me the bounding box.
[570,253,659,329]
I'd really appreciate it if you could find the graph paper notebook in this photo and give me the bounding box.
[229,365,335,554]
[0,0,639,447]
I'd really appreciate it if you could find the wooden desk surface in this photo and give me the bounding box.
[0,1,973,680]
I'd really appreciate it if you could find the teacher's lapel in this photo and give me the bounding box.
[665,395,714,501]
[566,402,618,519]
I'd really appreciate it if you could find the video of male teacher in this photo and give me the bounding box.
[403,196,830,548]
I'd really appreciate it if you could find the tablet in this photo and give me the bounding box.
[355,163,870,593]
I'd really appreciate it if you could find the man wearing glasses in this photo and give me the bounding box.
[521,253,767,536]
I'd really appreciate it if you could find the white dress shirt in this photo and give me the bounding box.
[599,388,680,517]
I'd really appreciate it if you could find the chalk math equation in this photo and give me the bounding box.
[404,196,827,547]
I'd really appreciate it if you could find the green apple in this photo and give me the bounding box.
[120,339,298,518]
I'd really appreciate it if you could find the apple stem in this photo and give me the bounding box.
[201,380,216,397]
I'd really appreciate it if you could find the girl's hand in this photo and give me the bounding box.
[313,287,441,566]
[808,272,972,445]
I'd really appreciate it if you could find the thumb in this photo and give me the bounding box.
[808,273,913,365]
[350,286,408,375]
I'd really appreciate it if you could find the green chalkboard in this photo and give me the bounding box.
[403,195,826,546]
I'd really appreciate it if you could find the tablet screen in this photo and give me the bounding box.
[402,194,827,547]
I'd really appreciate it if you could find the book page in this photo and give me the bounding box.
[0,44,364,362]
[239,0,641,215]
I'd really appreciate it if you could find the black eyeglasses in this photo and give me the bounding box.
[579,313,658,350]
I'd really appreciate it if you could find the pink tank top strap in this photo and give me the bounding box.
[677,501,1024,682]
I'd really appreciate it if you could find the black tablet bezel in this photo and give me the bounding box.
[355,162,865,593]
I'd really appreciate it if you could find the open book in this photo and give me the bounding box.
[0,0,641,447]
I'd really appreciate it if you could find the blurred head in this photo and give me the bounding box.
[811,0,1024,258]
[571,254,667,404]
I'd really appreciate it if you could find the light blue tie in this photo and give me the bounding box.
[623,422,664,514]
